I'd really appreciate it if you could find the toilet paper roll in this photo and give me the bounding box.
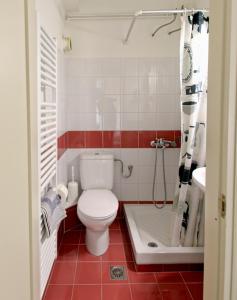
[68,181,78,204]
[56,184,68,206]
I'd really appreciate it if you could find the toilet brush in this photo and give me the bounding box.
[67,166,78,205]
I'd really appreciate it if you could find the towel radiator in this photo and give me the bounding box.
[38,24,57,297]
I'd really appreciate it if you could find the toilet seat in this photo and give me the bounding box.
[78,189,118,220]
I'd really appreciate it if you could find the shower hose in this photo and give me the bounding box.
[152,143,167,209]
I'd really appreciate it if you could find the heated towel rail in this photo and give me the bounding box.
[38,24,57,297]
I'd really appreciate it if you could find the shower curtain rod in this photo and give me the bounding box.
[123,9,208,44]
[66,8,208,21]
[66,8,209,44]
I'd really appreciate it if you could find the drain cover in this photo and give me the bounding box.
[110,266,127,280]
[147,242,158,248]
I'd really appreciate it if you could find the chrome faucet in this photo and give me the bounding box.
[150,138,176,148]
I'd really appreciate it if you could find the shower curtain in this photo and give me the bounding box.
[171,12,209,247]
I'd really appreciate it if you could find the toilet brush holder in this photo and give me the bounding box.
[67,166,79,204]
[68,181,78,204]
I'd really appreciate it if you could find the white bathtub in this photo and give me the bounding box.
[124,204,204,265]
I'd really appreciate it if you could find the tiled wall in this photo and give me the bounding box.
[57,57,181,202]
[65,57,180,131]
[64,147,180,201]
[57,51,67,138]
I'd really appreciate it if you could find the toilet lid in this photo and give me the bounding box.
[78,190,118,219]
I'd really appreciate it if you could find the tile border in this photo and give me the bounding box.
[58,130,181,159]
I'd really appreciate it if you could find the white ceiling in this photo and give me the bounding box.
[62,0,80,12]
[61,0,208,14]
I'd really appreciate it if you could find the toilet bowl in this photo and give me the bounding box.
[77,189,118,255]
[77,153,118,256]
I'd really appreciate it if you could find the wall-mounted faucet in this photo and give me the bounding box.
[150,138,176,148]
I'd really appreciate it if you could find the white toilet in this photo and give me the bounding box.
[77,153,119,256]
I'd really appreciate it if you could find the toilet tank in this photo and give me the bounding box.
[79,153,114,190]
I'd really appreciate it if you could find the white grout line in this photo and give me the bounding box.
[156,282,164,300]
[48,282,172,286]
[179,272,194,300]
[70,245,79,300]
[126,261,133,300]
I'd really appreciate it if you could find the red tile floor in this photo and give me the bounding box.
[43,219,203,300]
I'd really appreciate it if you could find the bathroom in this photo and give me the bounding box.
[1,0,237,300]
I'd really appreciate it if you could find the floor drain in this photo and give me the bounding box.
[110,266,127,280]
[147,242,158,248]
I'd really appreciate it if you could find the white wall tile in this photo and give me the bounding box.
[104,77,121,94]
[64,57,181,201]
[164,149,180,166]
[66,57,180,133]
[173,113,181,130]
[157,94,176,113]
[138,183,153,201]
[67,112,80,130]
[156,113,175,130]
[121,113,138,130]
[78,77,104,95]
[102,95,120,113]
[60,147,179,201]
[67,95,81,113]
[174,94,181,113]
[121,95,139,113]
[68,94,103,113]
[121,164,138,184]
[157,76,180,94]
[138,58,157,77]
[101,58,121,76]
[103,113,120,130]
[138,113,157,130]
[157,77,170,94]
[138,165,154,184]
[139,77,156,95]
[65,57,85,77]
[138,95,157,113]
[121,58,138,76]
[164,166,178,183]
[157,57,177,76]
[67,113,103,130]
[120,183,138,200]
[84,58,102,76]
[57,151,69,185]
[121,149,139,166]
[66,77,79,95]
[57,95,66,136]
[122,77,139,95]
[166,183,176,200]
[114,163,122,184]
[138,149,157,166]
[102,148,121,160]
[112,182,121,199]
[154,183,166,200]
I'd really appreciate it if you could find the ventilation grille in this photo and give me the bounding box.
[38,25,57,298]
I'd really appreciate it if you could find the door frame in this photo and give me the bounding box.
[25,0,41,299]
[205,0,237,299]
[24,0,237,299]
